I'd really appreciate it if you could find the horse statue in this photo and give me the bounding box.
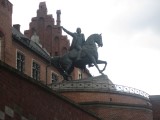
[51,34,107,80]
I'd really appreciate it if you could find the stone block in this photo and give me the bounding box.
[0,110,5,120]
[5,106,14,117]
[21,116,28,120]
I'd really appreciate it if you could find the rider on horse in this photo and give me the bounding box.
[62,27,85,61]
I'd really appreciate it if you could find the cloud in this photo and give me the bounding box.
[129,28,160,50]
[107,0,160,33]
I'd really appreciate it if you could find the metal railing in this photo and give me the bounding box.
[49,82,149,99]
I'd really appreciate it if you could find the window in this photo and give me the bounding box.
[51,73,58,83]
[16,52,25,72]
[78,73,82,79]
[32,61,40,80]
[78,70,82,79]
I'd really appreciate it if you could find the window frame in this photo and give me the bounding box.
[51,71,58,83]
[32,60,40,80]
[78,70,82,79]
[16,50,25,72]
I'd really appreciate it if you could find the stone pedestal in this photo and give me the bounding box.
[49,75,152,120]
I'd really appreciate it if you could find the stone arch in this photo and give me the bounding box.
[54,36,59,56]
[54,36,59,43]
[38,17,45,31]
[45,25,52,52]
[46,25,52,35]
[31,28,36,36]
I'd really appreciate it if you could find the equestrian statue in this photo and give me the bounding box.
[51,26,107,80]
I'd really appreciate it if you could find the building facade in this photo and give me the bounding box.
[0,0,91,85]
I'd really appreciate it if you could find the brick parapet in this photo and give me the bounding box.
[84,105,153,120]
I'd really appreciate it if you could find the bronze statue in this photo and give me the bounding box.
[62,27,85,60]
[51,33,107,81]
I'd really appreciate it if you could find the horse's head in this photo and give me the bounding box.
[85,33,103,47]
[94,34,103,47]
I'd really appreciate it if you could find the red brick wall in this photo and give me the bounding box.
[85,106,152,120]
[0,62,100,120]
[62,91,150,105]
[150,95,160,120]
[61,91,153,120]
[0,0,13,66]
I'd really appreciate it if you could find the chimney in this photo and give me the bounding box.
[56,10,61,26]
[13,24,20,32]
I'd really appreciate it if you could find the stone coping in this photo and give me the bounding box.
[49,75,149,100]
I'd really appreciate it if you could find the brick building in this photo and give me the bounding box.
[0,0,160,120]
[0,0,99,119]
[0,0,91,85]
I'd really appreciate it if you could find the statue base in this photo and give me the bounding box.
[49,75,116,91]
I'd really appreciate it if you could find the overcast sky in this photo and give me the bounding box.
[11,0,160,95]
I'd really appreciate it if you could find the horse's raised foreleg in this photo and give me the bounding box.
[96,60,107,73]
